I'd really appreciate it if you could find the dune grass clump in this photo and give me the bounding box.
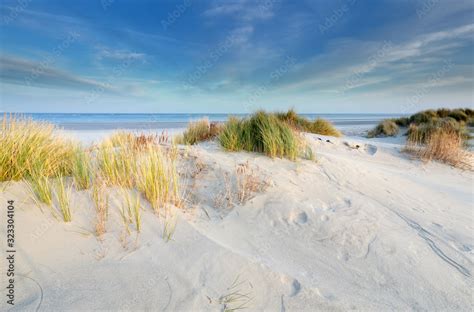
[275,109,311,129]
[136,145,180,212]
[309,118,342,137]
[0,115,75,182]
[108,131,159,151]
[407,118,468,144]
[218,117,242,151]
[391,108,474,128]
[405,124,472,169]
[368,120,400,138]
[219,111,299,160]
[176,118,223,145]
[275,109,341,137]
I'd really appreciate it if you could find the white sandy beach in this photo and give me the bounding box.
[1,131,473,311]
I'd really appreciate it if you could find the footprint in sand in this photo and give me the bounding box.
[290,211,308,225]
[364,144,378,156]
[290,279,301,297]
[280,276,302,297]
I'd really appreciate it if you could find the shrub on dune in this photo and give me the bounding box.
[392,117,410,127]
[400,108,473,127]
[368,120,399,138]
[447,109,468,122]
[410,110,438,124]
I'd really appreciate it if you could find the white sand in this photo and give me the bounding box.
[1,133,473,311]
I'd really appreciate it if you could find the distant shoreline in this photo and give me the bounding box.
[1,112,405,131]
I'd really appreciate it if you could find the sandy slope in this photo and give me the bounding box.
[1,134,473,311]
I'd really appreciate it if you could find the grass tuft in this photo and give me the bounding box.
[136,145,180,212]
[0,114,75,182]
[405,123,473,169]
[28,171,54,207]
[368,120,399,138]
[97,138,136,188]
[72,148,93,190]
[119,190,142,234]
[406,118,468,144]
[177,118,222,145]
[219,111,299,160]
[55,177,72,222]
[275,109,341,137]
[92,178,109,237]
[309,118,342,137]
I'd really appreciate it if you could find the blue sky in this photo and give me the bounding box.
[0,0,473,113]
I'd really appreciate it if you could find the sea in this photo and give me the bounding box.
[7,113,404,133]
[2,113,411,143]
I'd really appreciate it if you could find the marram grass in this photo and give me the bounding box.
[275,109,341,137]
[136,145,180,212]
[28,172,54,207]
[219,111,299,160]
[97,138,136,188]
[72,148,93,190]
[55,176,72,222]
[1,117,182,233]
[120,190,142,233]
[0,114,76,181]
[175,118,223,145]
[368,120,399,138]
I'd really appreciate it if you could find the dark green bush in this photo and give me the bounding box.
[447,109,468,122]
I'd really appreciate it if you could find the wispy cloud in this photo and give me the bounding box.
[276,23,474,93]
[95,46,147,62]
[0,55,113,91]
[203,0,277,21]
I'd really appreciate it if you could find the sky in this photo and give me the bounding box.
[0,0,473,113]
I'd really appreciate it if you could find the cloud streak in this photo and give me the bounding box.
[0,55,113,92]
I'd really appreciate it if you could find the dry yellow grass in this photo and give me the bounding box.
[405,126,473,170]
[176,118,222,145]
[92,178,109,237]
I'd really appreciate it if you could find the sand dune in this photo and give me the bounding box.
[1,134,473,311]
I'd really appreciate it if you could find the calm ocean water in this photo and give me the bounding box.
[9,113,404,132]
